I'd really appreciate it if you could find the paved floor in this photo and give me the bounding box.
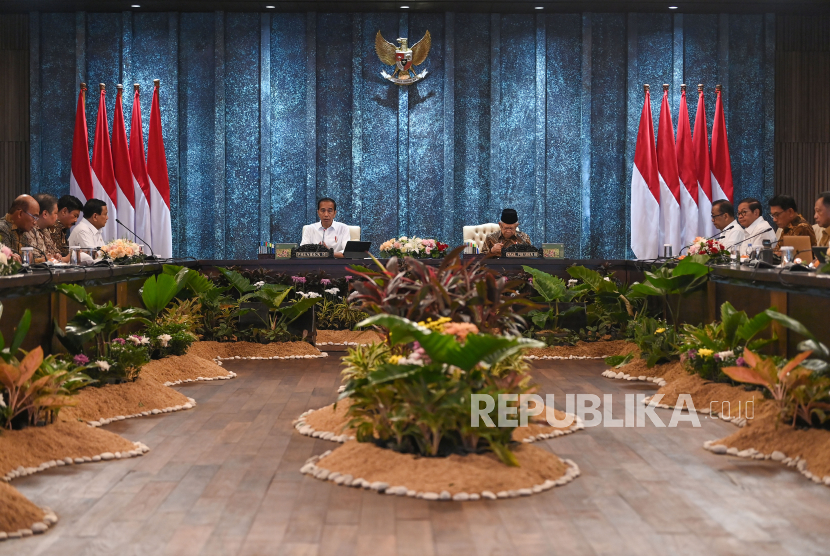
[4,356,830,556]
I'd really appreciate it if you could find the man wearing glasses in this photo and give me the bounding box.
[768,194,816,247]
[711,200,744,251]
[736,197,776,255]
[0,195,39,261]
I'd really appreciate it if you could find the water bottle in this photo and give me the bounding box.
[746,243,753,261]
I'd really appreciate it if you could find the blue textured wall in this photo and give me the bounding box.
[29,11,775,259]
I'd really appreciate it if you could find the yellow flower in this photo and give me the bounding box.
[388,355,403,364]
[697,349,714,357]
[655,328,666,333]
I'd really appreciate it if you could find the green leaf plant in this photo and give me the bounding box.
[340,314,544,466]
[631,257,710,333]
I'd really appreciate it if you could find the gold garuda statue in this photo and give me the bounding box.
[375,30,431,85]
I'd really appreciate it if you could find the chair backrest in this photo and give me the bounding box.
[347,225,361,241]
[462,223,499,250]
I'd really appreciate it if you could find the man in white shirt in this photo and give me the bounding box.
[711,200,744,253]
[736,197,776,256]
[300,198,349,258]
[69,199,108,249]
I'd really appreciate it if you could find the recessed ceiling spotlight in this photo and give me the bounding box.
[669,5,678,8]
[265,4,275,7]
[401,5,410,8]
[535,6,544,9]
[131,4,140,7]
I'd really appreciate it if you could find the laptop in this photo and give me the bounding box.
[779,236,813,261]
[342,241,371,259]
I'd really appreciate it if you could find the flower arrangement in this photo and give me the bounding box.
[100,238,145,264]
[687,236,729,260]
[0,244,21,276]
[379,236,449,259]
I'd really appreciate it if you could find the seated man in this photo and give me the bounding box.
[711,200,744,252]
[69,199,108,249]
[736,197,776,256]
[0,195,40,260]
[22,193,66,262]
[300,198,349,258]
[768,194,816,247]
[45,194,83,257]
[814,192,830,248]
[482,208,532,256]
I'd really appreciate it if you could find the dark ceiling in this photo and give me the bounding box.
[2,0,829,14]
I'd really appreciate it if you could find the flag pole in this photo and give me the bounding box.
[681,84,686,93]
[134,83,140,92]
[715,84,722,93]
[663,83,669,92]
[80,82,87,101]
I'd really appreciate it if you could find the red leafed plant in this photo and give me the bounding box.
[348,246,536,335]
[721,349,830,427]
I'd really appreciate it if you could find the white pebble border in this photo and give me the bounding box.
[163,371,237,386]
[299,449,581,500]
[293,408,585,444]
[86,397,197,428]
[0,506,58,541]
[641,395,748,427]
[211,353,329,365]
[601,368,668,388]
[0,441,151,541]
[524,354,614,361]
[317,341,375,347]
[702,441,830,488]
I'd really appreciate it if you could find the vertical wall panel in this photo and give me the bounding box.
[683,15,719,136]
[588,14,627,259]
[545,14,582,254]
[85,13,120,155]
[453,13,490,233]
[270,13,308,245]
[224,13,260,260]
[407,12,445,240]
[178,13,215,259]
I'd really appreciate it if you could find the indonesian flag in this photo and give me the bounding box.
[91,85,119,243]
[147,81,172,259]
[70,85,94,204]
[711,85,733,203]
[112,86,136,242]
[676,86,699,250]
[130,86,152,252]
[694,86,717,237]
[657,86,682,257]
[631,86,660,260]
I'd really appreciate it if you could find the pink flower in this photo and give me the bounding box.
[112,338,126,345]
[73,354,89,365]
[425,247,432,254]
[345,275,353,282]
[320,279,332,286]
[394,242,402,250]
[2,245,12,258]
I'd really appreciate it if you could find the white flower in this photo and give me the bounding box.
[324,287,340,295]
[604,277,611,281]
[0,253,7,266]
[306,292,321,299]
[254,281,265,289]
[128,335,141,346]
[95,360,111,371]
[716,350,735,360]
[567,279,578,287]
[0,395,6,408]
[158,334,172,347]
[129,335,150,346]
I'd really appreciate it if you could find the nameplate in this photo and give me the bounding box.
[505,251,539,258]
[295,251,332,259]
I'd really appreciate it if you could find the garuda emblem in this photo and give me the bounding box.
[375,30,431,85]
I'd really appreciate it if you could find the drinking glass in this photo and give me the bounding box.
[781,246,795,266]
[21,247,34,266]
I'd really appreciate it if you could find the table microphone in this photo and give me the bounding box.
[724,227,774,251]
[115,218,156,259]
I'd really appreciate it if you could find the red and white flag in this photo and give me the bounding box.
[130,85,152,252]
[91,85,118,243]
[711,85,733,203]
[676,86,699,249]
[693,86,717,237]
[657,85,682,256]
[112,85,136,241]
[631,85,661,260]
[147,80,172,259]
[69,84,94,205]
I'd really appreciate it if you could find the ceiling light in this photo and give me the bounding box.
[265,4,275,7]
[535,6,544,9]
[401,5,410,8]
[669,5,678,8]
[131,4,140,7]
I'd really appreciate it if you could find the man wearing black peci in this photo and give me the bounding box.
[482,209,532,256]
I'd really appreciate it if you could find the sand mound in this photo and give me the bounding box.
[314,441,568,495]
[317,330,383,345]
[613,358,684,379]
[712,403,830,479]
[655,371,765,413]
[0,421,136,477]
[0,482,45,534]
[303,400,577,443]
[141,353,231,383]
[526,340,637,359]
[59,376,189,423]
[188,341,321,359]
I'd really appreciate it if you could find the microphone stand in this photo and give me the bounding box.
[115,218,156,260]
